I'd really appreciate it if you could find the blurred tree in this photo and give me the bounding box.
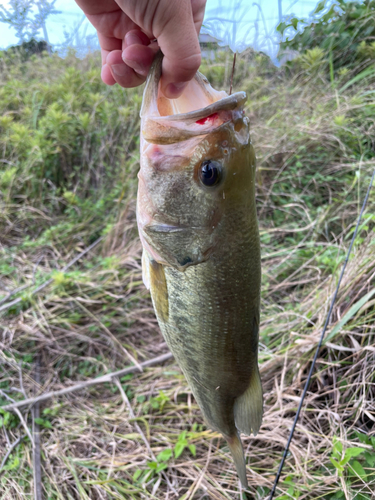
[0,0,60,50]
[3,38,52,61]
[277,0,375,71]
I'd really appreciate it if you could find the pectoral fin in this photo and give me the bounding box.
[149,260,169,322]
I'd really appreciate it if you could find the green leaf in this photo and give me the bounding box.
[339,66,375,94]
[291,18,299,30]
[330,457,344,473]
[155,463,168,473]
[178,431,187,441]
[132,469,142,482]
[1,455,19,471]
[34,417,53,429]
[322,5,336,23]
[143,468,155,482]
[4,411,10,427]
[157,449,172,463]
[314,0,326,14]
[363,451,375,467]
[174,441,186,459]
[344,447,367,460]
[355,431,371,445]
[333,437,343,457]
[350,460,367,479]
[324,289,375,343]
[276,21,288,35]
[188,444,196,456]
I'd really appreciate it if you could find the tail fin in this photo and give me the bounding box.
[226,432,248,488]
[234,367,263,436]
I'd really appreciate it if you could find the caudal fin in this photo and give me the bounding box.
[226,432,248,488]
[233,367,263,436]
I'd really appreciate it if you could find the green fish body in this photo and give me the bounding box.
[137,54,262,487]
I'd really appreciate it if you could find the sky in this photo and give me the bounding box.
[0,0,322,55]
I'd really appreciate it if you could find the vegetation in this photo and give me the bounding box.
[278,0,375,73]
[1,9,375,499]
[0,38,52,62]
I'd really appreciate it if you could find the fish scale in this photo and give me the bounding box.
[137,52,262,487]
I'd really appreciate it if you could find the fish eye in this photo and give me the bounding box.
[199,160,222,187]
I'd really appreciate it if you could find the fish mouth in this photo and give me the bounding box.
[140,52,247,145]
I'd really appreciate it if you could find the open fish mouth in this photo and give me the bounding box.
[140,52,248,145]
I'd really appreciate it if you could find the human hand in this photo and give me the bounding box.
[75,0,206,98]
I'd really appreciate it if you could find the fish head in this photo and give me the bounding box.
[137,53,256,271]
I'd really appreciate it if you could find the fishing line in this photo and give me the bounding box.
[229,52,237,95]
[268,166,375,500]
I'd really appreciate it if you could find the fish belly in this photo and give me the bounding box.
[151,227,261,438]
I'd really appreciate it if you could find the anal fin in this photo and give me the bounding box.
[234,367,263,436]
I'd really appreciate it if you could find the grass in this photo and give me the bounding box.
[0,46,374,499]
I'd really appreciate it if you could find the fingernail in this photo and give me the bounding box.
[125,31,143,47]
[111,63,127,76]
[164,82,188,98]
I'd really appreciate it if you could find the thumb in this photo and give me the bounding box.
[154,1,202,98]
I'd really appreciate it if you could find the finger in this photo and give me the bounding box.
[123,29,151,48]
[191,0,207,35]
[99,37,121,85]
[98,32,122,57]
[122,30,159,77]
[76,2,138,39]
[106,50,146,88]
[100,48,116,85]
[101,64,117,85]
[154,1,202,98]
[75,0,119,16]
[98,28,153,87]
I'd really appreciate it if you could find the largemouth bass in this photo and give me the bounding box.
[137,54,262,487]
